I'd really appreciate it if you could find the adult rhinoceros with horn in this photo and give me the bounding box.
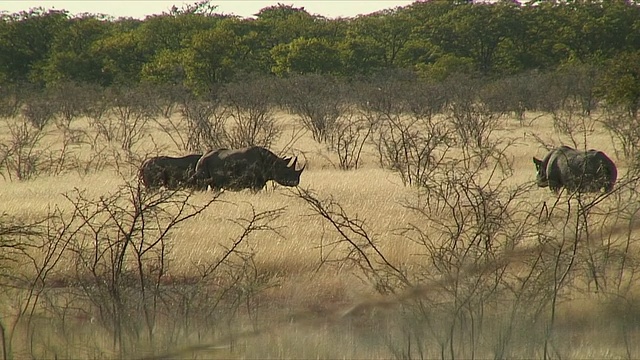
[188,146,305,192]
[139,154,207,190]
[533,145,617,194]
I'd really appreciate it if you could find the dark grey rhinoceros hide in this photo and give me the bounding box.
[191,146,305,192]
[533,145,617,194]
[139,154,205,190]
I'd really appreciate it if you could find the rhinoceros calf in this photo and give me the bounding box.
[139,154,206,190]
[532,145,617,193]
[188,146,305,192]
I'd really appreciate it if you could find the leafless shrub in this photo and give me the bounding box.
[148,84,191,151]
[84,86,156,169]
[480,72,548,123]
[0,115,83,180]
[0,84,102,179]
[109,86,156,152]
[41,133,75,177]
[375,114,452,186]
[0,211,49,359]
[0,179,286,358]
[0,84,25,119]
[180,90,228,151]
[556,63,601,116]
[329,111,373,170]
[296,187,411,295]
[184,204,284,329]
[50,81,100,144]
[533,190,625,357]
[543,71,599,149]
[0,118,46,180]
[0,179,290,358]
[82,87,111,134]
[353,69,417,120]
[442,75,507,170]
[404,80,448,122]
[2,206,81,358]
[282,74,348,143]
[601,106,640,163]
[444,77,495,144]
[82,86,117,172]
[293,152,539,358]
[381,80,450,184]
[57,182,218,356]
[0,213,45,280]
[384,148,549,358]
[550,107,597,149]
[533,66,600,117]
[21,93,58,130]
[448,102,502,152]
[523,67,601,150]
[405,151,531,261]
[49,81,96,125]
[223,76,281,149]
[356,75,451,184]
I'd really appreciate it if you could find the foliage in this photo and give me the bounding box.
[1,2,640,90]
[181,26,244,90]
[599,51,640,118]
[0,8,69,84]
[2,41,640,358]
[271,37,341,76]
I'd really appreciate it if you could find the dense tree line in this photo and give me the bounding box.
[0,0,639,89]
[1,0,640,126]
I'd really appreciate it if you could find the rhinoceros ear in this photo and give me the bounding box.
[533,157,543,171]
[283,156,292,164]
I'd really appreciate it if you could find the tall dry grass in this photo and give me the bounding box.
[0,108,639,359]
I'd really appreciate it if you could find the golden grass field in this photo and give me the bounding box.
[1,108,639,359]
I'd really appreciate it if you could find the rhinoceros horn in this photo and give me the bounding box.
[293,157,305,173]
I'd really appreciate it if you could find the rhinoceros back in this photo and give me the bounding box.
[544,146,616,193]
[139,154,202,189]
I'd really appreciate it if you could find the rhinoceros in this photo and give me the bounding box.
[139,154,207,190]
[188,146,305,192]
[532,145,617,193]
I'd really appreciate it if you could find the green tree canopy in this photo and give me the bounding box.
[0,8,69,83]
[271,37,341,76]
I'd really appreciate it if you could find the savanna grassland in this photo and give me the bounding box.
[3,1,640,358]
[1,87,640,360]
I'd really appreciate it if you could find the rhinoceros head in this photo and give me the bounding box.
[533,157,549,188]
[273,156,305,187]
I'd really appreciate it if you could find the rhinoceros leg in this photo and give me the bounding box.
[549,183,562,193]
[547,173,562,193]
[250,181,266,192]
[164,168,177,189]
[149,167,167,190]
